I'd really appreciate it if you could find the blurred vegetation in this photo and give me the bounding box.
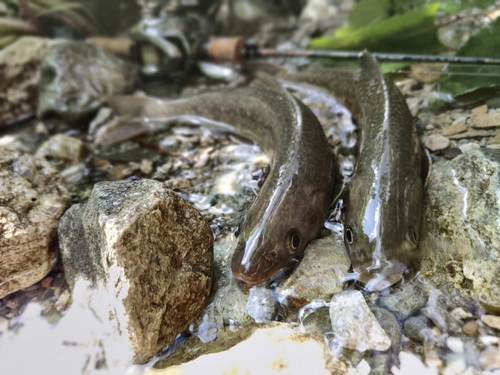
[0,0,140,48]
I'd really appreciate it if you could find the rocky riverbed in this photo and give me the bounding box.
[1,2,500,374]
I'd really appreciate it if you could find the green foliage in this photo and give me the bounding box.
[308,4,444,54]
[439,17,500,98]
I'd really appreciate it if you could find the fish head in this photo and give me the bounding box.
[344,174,424,292]
[231,169,332,287]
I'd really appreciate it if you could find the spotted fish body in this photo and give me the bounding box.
[109,83,336,286]
[279,52,427,291]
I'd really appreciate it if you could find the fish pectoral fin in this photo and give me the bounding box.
[420,145,432,185]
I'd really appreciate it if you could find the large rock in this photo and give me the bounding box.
[275,232,350,308]
[0,147,71,298]
[0,37,61,126]
[38,41,138,123]
[420,149,500,312]
[58,179,213,363]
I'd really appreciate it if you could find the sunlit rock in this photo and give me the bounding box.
[58,179,213,364]
[275,233,350,308]
[150,323,352,374]
[420,149,500,312]
[0,147,70,298]
[35,134,89,184]
[329,290,391,352]
[38,41,138,123]
[0,37,61,126]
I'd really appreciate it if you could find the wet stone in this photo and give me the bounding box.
[0,147,71,299]
[420,149,500,312]
[378,277,428,321]
[370,306,402,349]
[57,179,213,364]
[481,315,500,330]
[403,314,430,342]
[424,134,450,151]
[275,233,350,308]
[38,41,138,123]
[329,290,391,352]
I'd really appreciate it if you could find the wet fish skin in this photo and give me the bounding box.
[109,84,336,286]
[278,52,427,291]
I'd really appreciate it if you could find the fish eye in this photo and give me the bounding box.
[406,227,419,246]
[288,231,301,253]
[345,227,355,245]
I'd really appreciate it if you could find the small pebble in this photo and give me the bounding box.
[446,336,464,353]
[459,142,480,153]
[481,315,500,330]
[489,132,500,145]
[424,134,450,151]
[471,112,500,128]
[426,124,435,130]
[442,121,467,136]
[472,105,487,116]
[41,276,55,289]
[462,320,477,335]
[481,347,500,371]
[140,159,153,175]
[451,307,469,320]
[480,335,499,345]
[441,148,462,160]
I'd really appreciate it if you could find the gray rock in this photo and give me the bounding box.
[38,41,138,123]
[378,277,428,321]
[275,233,350,308]
[370,306,402,349]
[403,314,430,342]
[329,290,391,352]
[0,147,70,298]
[0,37,61,126]
[58,179,213,364]
[420,149,500,312]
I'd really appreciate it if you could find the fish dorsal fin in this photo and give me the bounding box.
[359,50,384,83]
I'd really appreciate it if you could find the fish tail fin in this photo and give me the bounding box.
[107,95,154,120]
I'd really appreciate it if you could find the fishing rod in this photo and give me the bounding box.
[243,45,500,66]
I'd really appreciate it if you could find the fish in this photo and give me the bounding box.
[277,51,428,291]
[107,79,336,287]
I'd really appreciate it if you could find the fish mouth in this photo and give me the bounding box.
[357,260,407,292]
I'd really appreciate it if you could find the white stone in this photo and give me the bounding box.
[329,290,391,352]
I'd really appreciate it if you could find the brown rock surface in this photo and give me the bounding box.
[0,37,60,126]
[0,147,71,298]
[58,179,213,364]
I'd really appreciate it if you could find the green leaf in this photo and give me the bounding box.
[308,4,444,55]
[389,0,494,13]
[438,17,500,98]
[346,0,391,32]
